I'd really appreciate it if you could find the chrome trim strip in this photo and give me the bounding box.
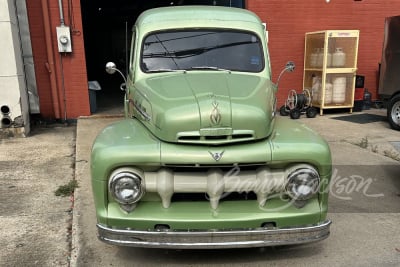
[133,101,151,121]
[97,220,331,249]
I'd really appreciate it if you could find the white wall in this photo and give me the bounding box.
[0,0,30,136]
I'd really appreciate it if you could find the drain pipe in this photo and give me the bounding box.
[1,105,12,128]
[41,0,61,119]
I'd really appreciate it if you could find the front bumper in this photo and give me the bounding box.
[97,220,331,249]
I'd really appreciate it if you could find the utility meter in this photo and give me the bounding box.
[56,26,72,53]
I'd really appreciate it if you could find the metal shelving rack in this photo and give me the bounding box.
[303,30,360,115]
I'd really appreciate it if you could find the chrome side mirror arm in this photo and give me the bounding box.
[105,62,127,91]
[276,61,295,88]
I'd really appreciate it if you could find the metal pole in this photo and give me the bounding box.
[58,0,65,25]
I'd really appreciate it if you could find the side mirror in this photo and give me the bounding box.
[105,62,127,90]
[105,62,117,74]
[276,61,295,88]
[285,61,295,72]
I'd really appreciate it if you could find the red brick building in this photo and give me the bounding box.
[26,0,89,119]
[26,0,400,119]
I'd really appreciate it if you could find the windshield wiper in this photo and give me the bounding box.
[189,66,231,72]
[146,69,186,73]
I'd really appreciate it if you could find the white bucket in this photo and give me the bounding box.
[332,77,346,103]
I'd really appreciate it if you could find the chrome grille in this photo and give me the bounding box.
[176,129,255,144]
[143,166,287,209]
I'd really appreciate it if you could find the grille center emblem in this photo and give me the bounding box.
[210,97,222,125]
[209,150,225,161]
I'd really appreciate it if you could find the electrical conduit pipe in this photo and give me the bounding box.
[41,0,61,118]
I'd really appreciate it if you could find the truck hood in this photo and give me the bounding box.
[132,72,276,145]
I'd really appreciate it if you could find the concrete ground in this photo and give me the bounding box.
[1,108,399,266]
[0,125,76,266]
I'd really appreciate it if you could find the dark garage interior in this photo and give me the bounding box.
[80,0,245,114]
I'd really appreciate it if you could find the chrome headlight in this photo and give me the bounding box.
[109,169,145,205]
[286,165,320,201]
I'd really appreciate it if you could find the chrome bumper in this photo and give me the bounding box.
[97,220,331,249]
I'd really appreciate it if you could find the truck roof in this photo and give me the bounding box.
[135,6,264,33]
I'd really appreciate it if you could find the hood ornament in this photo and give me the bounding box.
[210,97,222,125]
[209,150,225,161]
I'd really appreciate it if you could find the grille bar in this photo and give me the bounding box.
[144,166,287,209]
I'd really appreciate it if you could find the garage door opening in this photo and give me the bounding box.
[81,0,245,114]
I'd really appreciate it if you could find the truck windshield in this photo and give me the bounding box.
[141,30,264,73]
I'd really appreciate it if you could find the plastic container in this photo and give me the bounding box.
[316,48,324,67]
[325,82,333,104]
[310,48,319,67]
[332,77,346,104]
[332,47,346,67]
[88,80,102,113]
[317,48,332,68]
[312,76,321,103]
[363,88,372,110]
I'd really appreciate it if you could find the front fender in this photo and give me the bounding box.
[91,119,161,182]
[91,119,161,223]
[269,117,332,176]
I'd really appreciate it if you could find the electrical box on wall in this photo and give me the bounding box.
[56,26,72,53]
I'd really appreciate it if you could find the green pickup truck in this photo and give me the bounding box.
[91,6,332,249]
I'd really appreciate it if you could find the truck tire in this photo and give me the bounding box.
[387,94,400,130]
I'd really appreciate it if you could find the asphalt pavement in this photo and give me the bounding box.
[1,108,399,266]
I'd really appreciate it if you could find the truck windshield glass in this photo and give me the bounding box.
[141,30,264,73]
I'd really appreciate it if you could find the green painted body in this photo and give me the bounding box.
[130,73,276,144]
[91,6,331,235]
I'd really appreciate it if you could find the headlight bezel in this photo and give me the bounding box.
[108,168,145,205]
[285,165,320,201]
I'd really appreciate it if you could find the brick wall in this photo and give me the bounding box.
[247,0,400,107]
[26,0,89,119]
[27,1,400,117]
